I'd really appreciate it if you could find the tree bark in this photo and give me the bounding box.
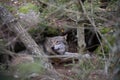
[0,5,62,80]
[76,0,86,53]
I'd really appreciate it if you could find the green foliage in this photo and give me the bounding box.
[84,0,100,12]
[11,61,45,78]
[110,0,119,3]
[29,27,44,36]
[19,3,38,14]
[44,27,59,36]
[18,62,44,74]
[44,0,69,5]
[29,24,60,43]
[29,23,59,38]
[95,27,115,56]
[40,7,57,19]
[55,0,70,6]
[39,0,70,19]
[0,3,16,14]
[69,4,79,11]
[100,27,111,34]
[80,58,104,70]
[5,5,16,13]
[72,58,104,80]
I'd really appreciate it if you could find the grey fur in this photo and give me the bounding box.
[44,36,68,55]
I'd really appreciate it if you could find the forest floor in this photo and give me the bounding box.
[29,53,109,80]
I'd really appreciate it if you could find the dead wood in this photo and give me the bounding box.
[33,52,91,64]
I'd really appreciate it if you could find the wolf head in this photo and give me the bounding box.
[44,35,68,55]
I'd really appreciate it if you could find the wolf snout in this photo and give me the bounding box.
[51,46,60,50]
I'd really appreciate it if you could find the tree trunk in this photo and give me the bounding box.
[77,26,85,53]
[0,5,62,80]
[76,0,86,53]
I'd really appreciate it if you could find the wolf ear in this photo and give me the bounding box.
[64,34,67,40]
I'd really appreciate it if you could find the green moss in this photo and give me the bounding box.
[19,3,38,14]
[100,27,111,34]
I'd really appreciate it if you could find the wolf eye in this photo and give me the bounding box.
[56,41,59,43]
[56,41,62,44]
